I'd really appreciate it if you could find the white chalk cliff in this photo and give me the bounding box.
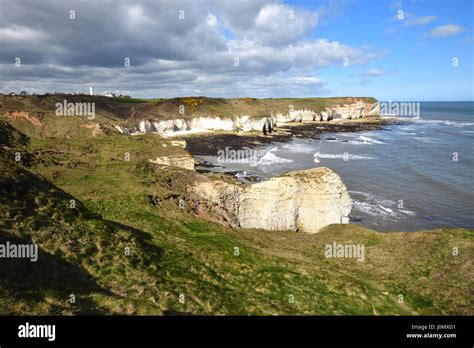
[137,101,380,137]
[190,167,352,234]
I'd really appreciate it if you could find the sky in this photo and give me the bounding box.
[0,0,472,100]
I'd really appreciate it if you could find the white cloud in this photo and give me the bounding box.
[292,76,325,85]
[0,25,46,41]
[225,3,318,46]
[427,24,464,38]
[387,12,437,33]
[206,14,218,26]
[356,69,397,78]
[0,0,382,97]
[404,14,437,26]
[361,69,384,77]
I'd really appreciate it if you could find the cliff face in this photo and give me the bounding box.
[190,167,351,234]
[148,140,194,170]
[138,115,269,135]
[138,101,380,137]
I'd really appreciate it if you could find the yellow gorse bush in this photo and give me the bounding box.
[180,97,204,107]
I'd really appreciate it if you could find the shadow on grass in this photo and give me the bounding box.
[0,233,111,315]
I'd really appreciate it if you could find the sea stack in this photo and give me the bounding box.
[190,167,352,234]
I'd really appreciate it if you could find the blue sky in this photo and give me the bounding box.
[0,0,472,100]
[297,0,474,101]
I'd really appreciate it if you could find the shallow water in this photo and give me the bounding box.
[197,102,474,232]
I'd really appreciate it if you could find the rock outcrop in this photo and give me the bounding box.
[149,154,195,170]
[326,101,381,120]
[190,167,351,233]
[2,110,43,127]
[80,123,107,137]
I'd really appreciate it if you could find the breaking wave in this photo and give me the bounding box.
[359,134,385,144]
[349,191,416,220]
[314,152,375,160]
[254,147,293,166]
[392,116,474,128]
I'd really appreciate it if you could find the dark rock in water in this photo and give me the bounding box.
[420,214,434,221]
[227,171,241,177]
[341,139,348,142]
[232,171,264,183]
[196,168,212,174]
[350,216,363,222]
[246,175,263,182]
[196,160,220,168]
[323,136,337,141]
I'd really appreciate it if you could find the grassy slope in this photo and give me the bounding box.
[0,119,471,316]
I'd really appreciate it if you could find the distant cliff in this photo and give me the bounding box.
[136,98,380,136]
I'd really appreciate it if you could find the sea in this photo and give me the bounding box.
[196,102,474,231]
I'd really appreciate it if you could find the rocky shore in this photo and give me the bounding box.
[180,116,401,234]
[185,116,398,156]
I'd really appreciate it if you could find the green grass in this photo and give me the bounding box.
[0,119,472,316]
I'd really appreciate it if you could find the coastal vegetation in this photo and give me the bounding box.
[0,95,472,315]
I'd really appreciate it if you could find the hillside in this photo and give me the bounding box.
[0,117,472,315]
[0,94,377,130]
